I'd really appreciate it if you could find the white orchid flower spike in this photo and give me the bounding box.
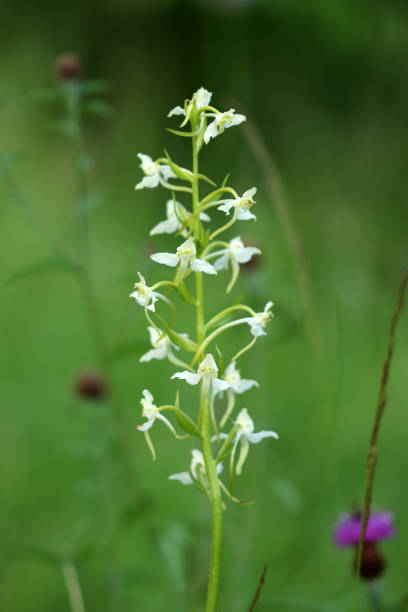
[135,153,176,190]
[204,109,246,144]
[210,236,261,292]
[232,408,278,475]
[168,87,212,125]
[171,353,230,394]
[246,301,274,336]
[150,199,210,237]
[129,272,160,312]
[169,448,223,486]
[217,187,257,221]
[151,237,217,280]
[135,389,177,460]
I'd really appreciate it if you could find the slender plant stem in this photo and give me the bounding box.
[62,561,86,612]
[353,266,408,607]
[192,128,222,612]
[248,563,268,612]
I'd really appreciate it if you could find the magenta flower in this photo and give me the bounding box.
[333,511,395,548]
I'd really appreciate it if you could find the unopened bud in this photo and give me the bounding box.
[56,53,82,80]
[75,370,108,400]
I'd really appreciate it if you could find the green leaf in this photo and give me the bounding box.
[175,281,197,305]
[84,99,114,118]
[167,328,197,353]
[163,149,193,182]
[174,393,201,438]
[81,79,111,95]
[28,87,63,103]
[4,256,80,287]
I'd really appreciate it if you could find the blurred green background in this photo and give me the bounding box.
[1,1,407,610]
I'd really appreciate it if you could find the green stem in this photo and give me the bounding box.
[192,128,222,612]
[201,384,223,612]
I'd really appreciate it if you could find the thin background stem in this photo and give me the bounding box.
[353,266,408,606]
[62,561,86,612]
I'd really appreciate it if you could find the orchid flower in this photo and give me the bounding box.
[140,326,179,363]
[217,188,257,221]
[203,109,246,144]
[135,390,177,460]
[210,236,261,292]
[151,237,217,279]
[129,272,160,312]
[168,87,212,125]
[231,408,278,475]
[150,199,210,237]
[135,153,176,190]
[171,353,230,394]
[216,361,259,427]
[169,448,223,486]
[245,301,274,336]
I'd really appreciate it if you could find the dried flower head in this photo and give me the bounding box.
[56,53,82,80]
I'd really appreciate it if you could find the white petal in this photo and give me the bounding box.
[191,259,217,275]
[169,472,193,485]
[171,371,201,385]
[226,113,246,127]
[212,378,231,394]
[232,379,259,394]
[214,254,229,271]
[249,322,266,337]
[237,209,256,221]
[137,153,153,168]
[217,201,234,215]
[234,247,261,264]
[243,187,257,199]
[247,430,279,444]
[135,174,159,190]
[140,347,167,362]
[199,211,211,222]
[150,252,179,267]
[160,165,177,181]
[167,105,186,117]
[236,436,249,475]
[150,217,180,236]
[204,121,218,144]
[136,419,155,432]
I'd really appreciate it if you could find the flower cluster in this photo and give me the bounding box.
[130,87,278,504]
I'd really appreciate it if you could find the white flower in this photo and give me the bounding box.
[150,199,210,237]
[169,448,223,486]
[171,353,231,394]
[151,237,217,277]
[213,236,261,271]
[140,326,177,362]
[217,188,257,221]
[129,273,159,312]
[217,361,259,427]
[168,87,212,123]
[232,408,278,475]
[204,109,246,144]
[246,301,274,336]
[135,153,176,190]
[135,390,177,459]
[223,361,259,395]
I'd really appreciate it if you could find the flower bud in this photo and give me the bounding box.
[353,542,386,581]
[75,370,108,400]
[56,53,82,80]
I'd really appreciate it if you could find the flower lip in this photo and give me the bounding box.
[333,511,395,547]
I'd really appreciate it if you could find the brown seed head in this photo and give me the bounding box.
[354,542,386,581]
[75,371,108,401]
[56,53,82,80]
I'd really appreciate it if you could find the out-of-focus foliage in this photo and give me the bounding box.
[1,1,407,610]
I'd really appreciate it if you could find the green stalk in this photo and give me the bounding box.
[192,127,222,612]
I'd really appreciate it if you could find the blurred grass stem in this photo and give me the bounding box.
[62,561,86,612]
[353,266,408,607]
